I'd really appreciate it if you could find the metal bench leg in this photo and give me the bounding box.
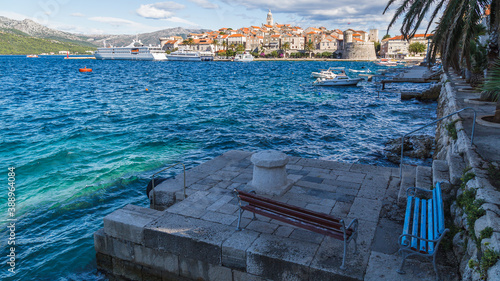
[340,238,347,270]
[432,253,439,281]
[396,250,407,274]
[236,208,243,231]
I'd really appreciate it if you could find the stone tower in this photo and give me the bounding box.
[267,9,273,26]
[368,29,379,42]
[343,29,354,44]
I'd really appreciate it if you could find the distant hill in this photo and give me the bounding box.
[86,27,211,47]
[0,16,210,54]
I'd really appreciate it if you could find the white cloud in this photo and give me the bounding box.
[217,0,397,30]
[89,16,138,27]
[136,2,185,19]
[163,16,198,26]
[188,0,219,9]
[71,12,85,17]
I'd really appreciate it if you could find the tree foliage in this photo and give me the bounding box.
[408,42,426,55]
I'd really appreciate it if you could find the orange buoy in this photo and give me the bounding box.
[79,67,92,72]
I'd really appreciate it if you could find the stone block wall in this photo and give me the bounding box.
[434,73,500,281]
[342,42,377,60]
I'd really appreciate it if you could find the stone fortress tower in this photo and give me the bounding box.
[368,29,379,43]
[266,9,273,26]
[341,29,377,60]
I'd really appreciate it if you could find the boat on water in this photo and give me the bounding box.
[94,40,167,61]
[311,67,337,78]
[349,68,372,73]
[313,67,363,86]
[374,58,399,66]
[166,49,214,61]
[26,55,39,58]
[234,52,254,62]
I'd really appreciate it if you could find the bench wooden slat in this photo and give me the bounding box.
[237,190,343,224]
[239,194,350,235]
[427,198,434,253]
[242,205,346,241]
[411,197,420,250]
[402,196,413,246]
[419,200,427,253]
[433,189,439,240]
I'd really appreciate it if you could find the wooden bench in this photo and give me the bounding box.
[397,182,449,279]
[234,189,358,269]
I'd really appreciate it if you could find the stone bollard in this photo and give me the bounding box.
[250,150,293,196]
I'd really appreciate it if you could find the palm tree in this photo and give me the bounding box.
[482,59,500,122]
[384,0,500,122]
[213,39,219,52]
[305,41,314,58]
[182,38,195,51]
[282,42,290,58]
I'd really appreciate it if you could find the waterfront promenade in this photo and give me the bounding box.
[96,150,459,280]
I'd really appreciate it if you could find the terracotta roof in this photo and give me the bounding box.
[257,36,264,39]
[271,35,280,38]
[388,34,433,40]
[229,34,244,37]
[307,31,316,35]
[264,24,273,28]
[353,33,361,36]
[353,38,363,42]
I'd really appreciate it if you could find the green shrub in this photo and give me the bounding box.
[480,227,493,240]
[487,163,500,190]
[445,119,460,140]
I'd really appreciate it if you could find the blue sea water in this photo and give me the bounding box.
[0,56,436,280]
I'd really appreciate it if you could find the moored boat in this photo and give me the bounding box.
[166,50,214,61]
[26,55,39,58]
[94,40,167,61]
[313,67,363,86]
[374,58,398,66]
[234,52,254,62]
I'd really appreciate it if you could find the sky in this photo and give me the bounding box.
[0,0,430,36]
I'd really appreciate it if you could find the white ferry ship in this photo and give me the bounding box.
[94,40,167,61]
[166,49,213,61]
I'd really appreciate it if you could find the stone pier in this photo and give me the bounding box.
[95,150,458,281]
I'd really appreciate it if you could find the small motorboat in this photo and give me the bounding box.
[311,67,337,78]
[234,52,254,62]
[313,67,362,86]
[79,67,92,72]
[26,55,39,58]
[349,68,372,73]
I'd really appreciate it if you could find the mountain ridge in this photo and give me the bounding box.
[0,16,210,47]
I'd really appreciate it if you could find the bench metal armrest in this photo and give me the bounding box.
[406,186,433,197]
[399,229,449,248]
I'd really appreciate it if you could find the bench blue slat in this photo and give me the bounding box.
[402,196,413,246]
[427,198,434,253]
[433,188,439,239]
[435,182,445,234]
[411,197,420,250]
[419,199,427,253]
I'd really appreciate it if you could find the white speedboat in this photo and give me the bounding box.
[167,50,214,61]
[313,67,363,86]
[94,40,167,61]
[311,67,337,78]
[234,52,254,62]
[349,68,372,73]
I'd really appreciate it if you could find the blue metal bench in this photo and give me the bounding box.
[397,182,449,279]
[234,189,358,269]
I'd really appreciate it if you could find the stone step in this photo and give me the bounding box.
[447,148,466,185]
[397,165,417,205]
[432,159,453,196]
[416,165,433,190]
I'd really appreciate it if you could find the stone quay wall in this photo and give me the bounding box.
[341,42,377,60]
[434,73,500,280]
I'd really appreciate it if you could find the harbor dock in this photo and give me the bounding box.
[95,150,458,281]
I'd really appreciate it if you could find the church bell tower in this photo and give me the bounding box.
[266,9,273,26]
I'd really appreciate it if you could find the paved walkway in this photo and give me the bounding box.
[447,71,500,163]
[148,150,459,280]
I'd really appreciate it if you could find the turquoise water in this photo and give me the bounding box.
[0,56,436,280]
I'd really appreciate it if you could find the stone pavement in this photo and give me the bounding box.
[97,150,460,281]
[447,71,500,163]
